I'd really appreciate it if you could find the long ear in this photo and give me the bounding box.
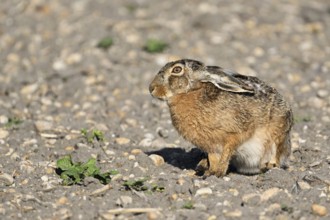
[200,66,255,93]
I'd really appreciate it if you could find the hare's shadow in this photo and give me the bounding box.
[145,148,206,170]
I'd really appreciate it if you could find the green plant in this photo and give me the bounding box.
[294,115,312,123]
[143,39,168,53]
[182,201,194,209]
[281,204,293,213]
[123,178,149,191]
[97,37,113,49]
[56,155,118,185]
[5,117,23,128]
[81,129,105,143]
[123,178,165,193]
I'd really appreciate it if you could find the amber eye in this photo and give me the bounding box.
[172,66,183,74]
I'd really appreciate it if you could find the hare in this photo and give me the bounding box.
[149,59,293,177]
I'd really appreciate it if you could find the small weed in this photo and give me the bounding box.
[143,39,168,53]
[182,201,194,209]
[281,204,293,213]
[81,129,105,143]
[294,115,312,123]
[5,117,23,128]
[56,155,118,185]
[97,37,113,49]
[123,178,149,191]
[123,178,165,193]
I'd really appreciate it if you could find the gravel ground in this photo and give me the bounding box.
[1,0,330,219]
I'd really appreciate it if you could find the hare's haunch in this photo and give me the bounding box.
[149,59,293,177]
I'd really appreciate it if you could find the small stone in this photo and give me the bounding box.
[223,209,242,217]
[147,211,159,220]
[177,177,185,185]
[266,203,281,213]
[229,188,239,196]
[0,172,14,186]
[19,160,35,174]
[57,196,69,205]
[128,155,136,160]
[66,53,82,65]
[223,177,231,181]
[116,195,133,207]
[297,181,311,190]
[170,194,178,200]
[317,90,329,98]
[0,129,9,139]
[0,115,9,124]
[148,154,165,166]
[242,193,261,205]
[253,47,265,57]
[195,187,213,196]
[34,120,53,132]
[52,60,66,71]
[311,204,327,216]
[261,187,281,201]
[20,83,39,95]
[131,149,143,155]
[139,138,153,147]
[115,137,130,145]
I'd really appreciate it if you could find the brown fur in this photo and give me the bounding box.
[149,59,293,177]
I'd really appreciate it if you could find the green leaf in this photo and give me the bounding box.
[123,178,149,191]
[97,37,113,49]
[56,155,73,170]
[143,39,168,53]
[5,117,23,128]
[82,158,100,176]
[182,201,194,209]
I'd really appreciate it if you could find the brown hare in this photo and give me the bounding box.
[149,59,293,177]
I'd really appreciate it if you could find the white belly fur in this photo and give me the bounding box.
[231,129,275,174]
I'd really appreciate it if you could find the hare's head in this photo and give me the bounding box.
[149,59,254,101]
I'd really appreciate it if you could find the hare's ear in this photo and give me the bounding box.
[201,67,255,93]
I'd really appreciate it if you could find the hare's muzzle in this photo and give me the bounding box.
[149,75,168,100]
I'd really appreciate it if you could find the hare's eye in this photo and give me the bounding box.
[172,66,183,74]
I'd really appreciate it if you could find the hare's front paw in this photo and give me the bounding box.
[195,158,209,176]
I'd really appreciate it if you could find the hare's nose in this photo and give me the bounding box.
[149,83,155,94]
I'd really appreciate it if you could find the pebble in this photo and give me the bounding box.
[242,193,261,205]
[223,209,242,218]
[116,195,133,207]
[148,154,165,166]
[0,115,9,124]
[195,187,213,196]
[297,181,311,190]
[131,149,143,155]
[0,172,14,186]
[128,155,136,160]
[0,129,9,139]
[20,83,39,95]
[139,137,153,147]
[57,196,69,205]
[261,187,281,202]
[34,120,53,132]
[115,137,130,145]
[311,204,327,216]
[19,160,35,174]
[317,90,329,98]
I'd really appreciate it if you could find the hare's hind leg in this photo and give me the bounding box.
[275,133,291,169]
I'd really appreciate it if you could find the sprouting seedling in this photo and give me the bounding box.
[182,201,194,209]
[81,129,105,143]
[97,37,113,49]
[5,117,23,128]
[143,39,168,53]
[56,155,118,186]
[123,178,165,193]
